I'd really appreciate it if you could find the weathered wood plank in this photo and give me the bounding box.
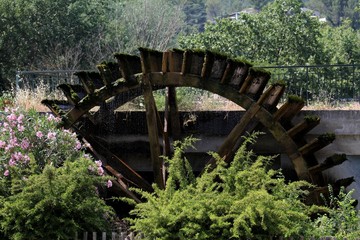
[259,84,286,111]
[57,84,86,105]
[309,154,347,174]
[140,49,166,189]
[114,54,141,83]
[299,133,336,156]
[97,62,121,86]
[168,49,184,73]
[139,48,163,73]
[287,116,320,139]
[206,103,261,169]
[74,126,153,193]
[240,68,271,100]
[220,59,252,89]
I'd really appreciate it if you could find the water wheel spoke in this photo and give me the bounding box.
[75,126,153,192]
[166,87,181,140]
[140,48,166,189]
[206,103,262,169]
[104,165,141,203]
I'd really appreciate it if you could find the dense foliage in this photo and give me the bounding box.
[126,134,360,239]
[179,0,360,66]
[0,108,114,239]
[127,135,314,239]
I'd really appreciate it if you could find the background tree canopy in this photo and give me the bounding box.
[0,0,359,90]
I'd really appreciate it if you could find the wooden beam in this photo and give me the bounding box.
[140,49,166,189]
[74,127,153,192]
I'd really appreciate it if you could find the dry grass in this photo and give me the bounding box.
[13,83,65,112]
[11,85,360,112]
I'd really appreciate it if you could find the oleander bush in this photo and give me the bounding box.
[0,107,115,239]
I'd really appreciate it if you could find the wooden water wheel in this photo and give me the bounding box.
[42,48,352,203]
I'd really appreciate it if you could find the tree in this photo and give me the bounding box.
[179,0,323,65]
[105,0,185,55]
[304,0,360,28]
[0,0,109,81]
[319,19,360,64]
[183,0,207,33]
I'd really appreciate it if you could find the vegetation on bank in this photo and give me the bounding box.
[0,94,359,238]
[125,134,360,239]
[0,107,115,239]
[1,0,359,91]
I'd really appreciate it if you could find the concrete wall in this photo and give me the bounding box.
[295,110,360,204]
[107,110,360,203]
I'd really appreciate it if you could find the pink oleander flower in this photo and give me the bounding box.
[21,139,30,150]
[47,131,57,140]
[107,180,113,188]
[6,113,17,122]
[17,124,25,132]
[74,141,82,150]
[36,131,43,139]
[5,144,14,152]
[23,154,30,163]
[0,140,6,148]
[17,114,24,124]
[9,137,18,147]
[4,170,9,176]
[97,167,104,176]
[47,114,56,121]
[95,160,102,167]
[8,159,16,166]
[11,152,23,161]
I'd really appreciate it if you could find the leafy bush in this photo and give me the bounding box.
[126,134,360,239]
[126,134,315,239]
[0,107,115,239]
[310,186,360,239]
[0,158,114,240]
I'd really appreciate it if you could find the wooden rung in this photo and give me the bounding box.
[299,133,336,156]
[202,51,228,80]
[41,99,72,116]
[287,115,321,138]
[309,154,347,174]
[114,53,141,82]
[258,83,285,110]
[75,71,97,94]
[239,68,271,100]
[167,49,184,73]
[221,59,252,89]
[201,51,215,79]
[139,47,163,74]
[274,96,305,127]
[97,62,120,86]
[57,84,86,105]
[334,177,355,188]
[181,50,205,76]
[316,177,356,195]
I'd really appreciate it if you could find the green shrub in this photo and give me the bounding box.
[126,134,315,239]
[310,186,360,239]
[0,158,114,240]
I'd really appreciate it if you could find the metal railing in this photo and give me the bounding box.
[262,64,360,104]
[15,70,83,92]
[15,64,360,104]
